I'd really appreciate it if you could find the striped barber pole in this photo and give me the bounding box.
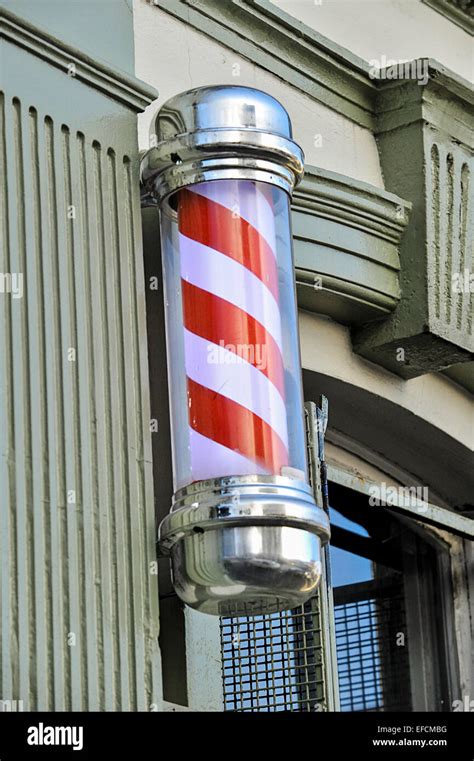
[178,179,289,482]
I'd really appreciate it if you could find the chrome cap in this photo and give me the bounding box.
[140,85,304,203]
[154,85,294,140]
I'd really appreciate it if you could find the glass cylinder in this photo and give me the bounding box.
[160,178,308,493]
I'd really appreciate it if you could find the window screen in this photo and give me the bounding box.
[334,576,411,711]
[220,594,325,712]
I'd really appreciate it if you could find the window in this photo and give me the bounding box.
[330,496,411,711]
[329,481,452,712]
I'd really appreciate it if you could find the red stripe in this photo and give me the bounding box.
[187,377,289,474]
[182,279,285,400]
[178,188,279,302]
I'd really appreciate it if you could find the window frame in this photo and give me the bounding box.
[327,453,472,711]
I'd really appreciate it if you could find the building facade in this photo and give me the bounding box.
[0,0,472,712]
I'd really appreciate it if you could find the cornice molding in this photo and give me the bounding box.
[0,6,158,112]
[294,167,410,245]
[292,166,410,324]
[151,2,473,137]
[295,269,400,320]
[152,0,377,129]
[376,60,474,147]
[423,0,474,36]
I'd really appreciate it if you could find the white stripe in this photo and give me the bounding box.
[189,428,269,481]
[184,329,288,447]
[190,180,277,256]
[179,233,283,349]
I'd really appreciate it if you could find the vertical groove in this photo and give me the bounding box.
[431,143,441,321]
[36,111,55,712]
[123,156,154,707]
[91,140,116,710]
[44,115,68,710]
[102,147,123,710]
[54,121,73,711]
[0,91,16,703]
[10,98,29,705]
[77,131,101,710]
[445,153,454,326]
[100,145,122,711]
[457,163,471,334]
[107,148,134,710]
[61,125,84,710]
[28,106,51,710]
[12,97,32,708]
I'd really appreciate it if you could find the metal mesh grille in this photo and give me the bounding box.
[220,576,411,712]
[220,596,325,712]
[334,577,411,712]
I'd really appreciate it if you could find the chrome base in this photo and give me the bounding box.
[158,476,330,617]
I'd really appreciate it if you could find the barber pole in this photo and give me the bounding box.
[178,179,289,481]
[141,85,330,615]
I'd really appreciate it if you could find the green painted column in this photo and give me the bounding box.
[0,1,162,710]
